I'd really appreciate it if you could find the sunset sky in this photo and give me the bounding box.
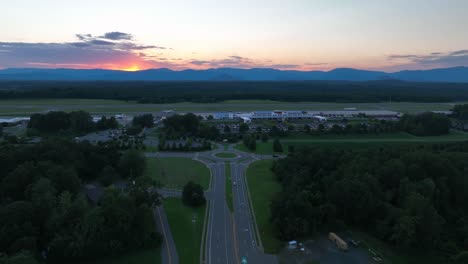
[1,0,468,72]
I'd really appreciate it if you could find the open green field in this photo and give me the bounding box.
[144,158,210,190]
[215,152,237,158]
[0,98,463,116]
[81,249,161,264]
[164,198,206,264]
[246,160,282,254]
[225,162,233,212]
[235,131,468,154]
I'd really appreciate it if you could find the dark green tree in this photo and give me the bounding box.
[182,181,206,207]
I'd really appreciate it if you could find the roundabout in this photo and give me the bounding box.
[213,152,238,159]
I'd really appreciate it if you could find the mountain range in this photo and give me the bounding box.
[0,66,468,82]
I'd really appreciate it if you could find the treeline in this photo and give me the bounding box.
[270,143,468,262]
[162,113,219,140]
[397,112,451,136]
[452,104,468,120]
[2,80,468,103]
[0,139,160,263]
[28,111,118,136]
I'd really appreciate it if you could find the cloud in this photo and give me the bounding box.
[387,49,468,69]
[101,32,133,40]
[188,56,307,70]
[0,32,314,71]
[88,39,115,45]
[268,64,300,69]
[0,32,175,70]
[304,62,328,66]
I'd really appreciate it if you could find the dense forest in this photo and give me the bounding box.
[28,111,118,136]
[2,80,468,103]
[270,143,468,262]
[0,139,161,263]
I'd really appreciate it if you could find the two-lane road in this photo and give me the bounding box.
[231,163,278,264]
[205,163,236,264]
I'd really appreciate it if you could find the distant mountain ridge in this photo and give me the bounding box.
[0,66,467,82]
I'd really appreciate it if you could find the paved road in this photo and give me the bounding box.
[231,162,278,264]
[205,163,236,264]
[154,206,179,264]
[148,143,281,264]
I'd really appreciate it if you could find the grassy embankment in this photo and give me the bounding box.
[246,160,282,253]
[164,198,206,264]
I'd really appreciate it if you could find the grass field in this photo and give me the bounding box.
[164,198,206,264]
[225,162,234,212]
[144,158,210,190]
[81,249,161,264]
[215,152,237,158]
[246,160,282,254]
[235,131,468,154]
[0,99,463,116]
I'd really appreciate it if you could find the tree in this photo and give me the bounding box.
[132,114,154,128]
[99,165,119,187]
[224,125,231,133]
[182,181,206,207]
[0,252,39,264]
[239,123,249,134]
[118,150,146,179]
[273,138,283,153]
[303,124,311,133]
[69,111,94,133]
[261,133,269,142]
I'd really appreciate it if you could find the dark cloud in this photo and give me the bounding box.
[69,42,91,48]
[387,50,468,68]
[101,32,133,40]
[190,60,210,65]
[189,56,304,70]
[88,39,115,45]
[0,32,174,69]
[268,64,300,69]
[75,34,92,41]
[450,50,468,56]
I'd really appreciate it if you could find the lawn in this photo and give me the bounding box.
[246,160,283,254]
[235,131,468,154]
[225,162,234,212]
[144,158,210,190]
[164,198,206,264]
[215,152,237,158]
[81,249,161,264]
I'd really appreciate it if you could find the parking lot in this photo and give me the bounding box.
[278,235,376,264]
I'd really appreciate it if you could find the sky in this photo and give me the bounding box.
[1,0,468,72]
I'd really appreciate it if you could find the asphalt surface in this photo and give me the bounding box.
[149,143,282,264]
[154,206,179,264]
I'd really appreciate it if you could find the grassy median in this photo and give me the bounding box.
[82,250,161,264]
[246,160,282,253]
[145,158,210,190]
[164,198,206,264]
[225,162,234,212]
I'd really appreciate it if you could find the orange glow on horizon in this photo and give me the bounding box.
[121,65,142,71]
